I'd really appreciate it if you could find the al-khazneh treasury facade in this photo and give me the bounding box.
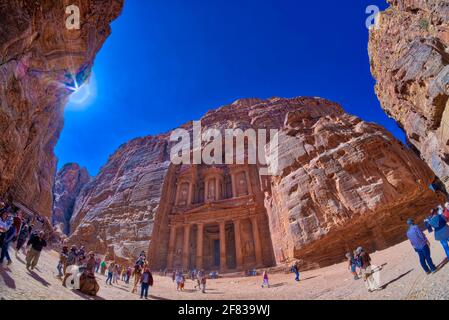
[159,164,275,272]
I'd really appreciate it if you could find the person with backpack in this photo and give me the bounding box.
[345,252,359,280]
[140,267,153,299]
[291,261,300,282]
[355,247,380,292]
[425,208,449,259]
[406,218,436,274]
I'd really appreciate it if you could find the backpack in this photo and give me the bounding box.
[444,209,449,222]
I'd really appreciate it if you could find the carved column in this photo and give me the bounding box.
[175,183,181,205]
[188,181,194,205]
[196,223,204,270]
[245,169,253,195]
[182,224,191,270]
[215,177,220,200]
[233,219,243,270]
[167,224,177,270]
[219,221,227,272]
[204,179,209,202]
[251,216,263,266]
[231,173,237,198]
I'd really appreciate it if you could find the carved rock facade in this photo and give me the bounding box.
[68,97,442,270]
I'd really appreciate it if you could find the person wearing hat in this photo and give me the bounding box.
[406,218,436,274]
[57,245,69,278]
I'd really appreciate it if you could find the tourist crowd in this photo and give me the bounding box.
[342,202,449,293]
[3,197,449,298]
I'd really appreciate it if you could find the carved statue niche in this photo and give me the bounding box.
[177,181,190,206]
[206,178,216,202]
[236,171,248,196]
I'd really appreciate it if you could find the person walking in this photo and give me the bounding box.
[106,262,114,285]
[62,245,78,286]
[425,208,449,259]
[15,223,31,254]
[25,231,47,271]
[140,267,153,299]
[0,211,15,266]
[355,247,380,292]
[57,245,69,278]
[200,273,207,293]
[261,270,270,288]
[406,218,436,274]
[132,265,143,293]
[291,261,300,282]
[345,252,359,280]
[100,259,107,275]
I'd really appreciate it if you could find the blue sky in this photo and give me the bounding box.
[56,0,396,176]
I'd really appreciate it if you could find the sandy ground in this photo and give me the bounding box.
[1,231,448,300]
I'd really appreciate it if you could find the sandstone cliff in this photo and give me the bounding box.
[68,97,442,268]
[0,0,123,218]
[369,0,449,191]
[52,163,90,234]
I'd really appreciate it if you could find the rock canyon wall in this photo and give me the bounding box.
[0,0,123,218]
[68,97,442,269]
[52,163,90,234]
[369,0,449,191]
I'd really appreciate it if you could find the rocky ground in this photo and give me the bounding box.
[0,232,448,300]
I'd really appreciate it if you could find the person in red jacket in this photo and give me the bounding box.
[140,267,153,299]
[443,203,449,221]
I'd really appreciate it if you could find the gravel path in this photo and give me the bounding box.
[1,232,448,300]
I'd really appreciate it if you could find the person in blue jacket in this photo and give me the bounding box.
[425,207,449,259]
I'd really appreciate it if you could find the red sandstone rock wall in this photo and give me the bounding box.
[369,0,449,191]
[69,135,173,262]
[265,101,443,269]
[68,97,442,268]
[0,0,123,217]
[52,163,90,234]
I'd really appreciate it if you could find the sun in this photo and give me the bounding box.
[66,72,97,110]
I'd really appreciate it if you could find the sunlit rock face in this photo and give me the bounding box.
[69,97,442,269]
[369,0,449,191]
[0,0,123,217]
[52,163,90,234]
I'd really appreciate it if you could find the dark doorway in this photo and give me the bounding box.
[213,239,220,267]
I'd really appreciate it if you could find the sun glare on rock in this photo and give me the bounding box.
[66,73,97,111]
